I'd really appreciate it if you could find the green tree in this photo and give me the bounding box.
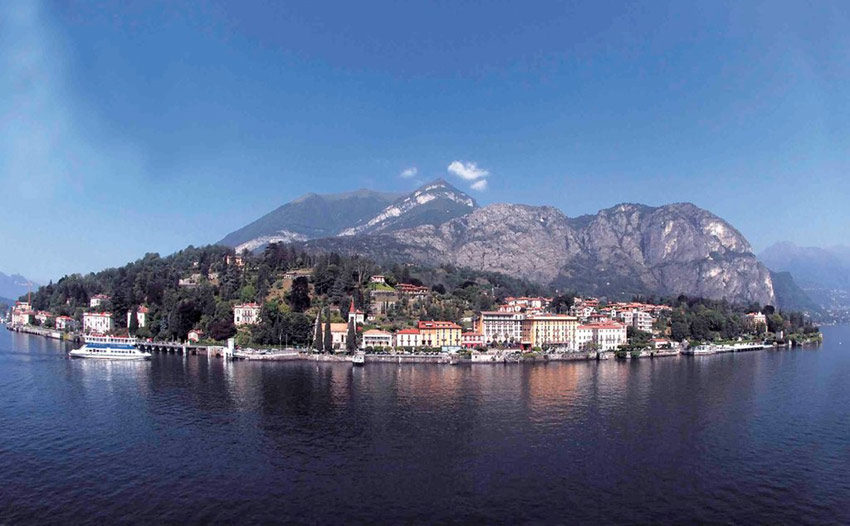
[312,307,323,350]
[627,326,651,344]
[208,317,236,341]
[323,308,332,352]
[550,294,575,314]
[767,313,785,334]
[288,277,311,312]
[346,318,357,352]
[671,310,690,341]
[128,309,139,336]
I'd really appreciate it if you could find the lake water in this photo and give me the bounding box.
[1,325,849,524]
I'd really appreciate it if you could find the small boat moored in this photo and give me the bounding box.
[352,352,366,366]
[69,335,151,360]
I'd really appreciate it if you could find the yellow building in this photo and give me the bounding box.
[418,321,462,348]
[521,314,578,349]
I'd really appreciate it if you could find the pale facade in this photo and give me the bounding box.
[11,301,32,326]
[619,309,654,333]
[418,321,462,348]
[361,329,392,349]
[397,283,429,297]
[745,312,767,332]
[462,331,485,349]
[476,311,524,345]
[593,322,627,351]
[126,306,148,328]
[575,326,594,350]
[84,312,114,334]
[575,322,627,351]
[55,316,74,330]
[395,329,422,348]
[234,303,261,326]
[330,323,349,349]
[89,294,109,308]
[521,315,578,348]
[347,298,365,325]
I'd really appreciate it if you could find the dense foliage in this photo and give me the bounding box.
[646,295,819,343]
[23,243,545,346]
[21,241,817,348]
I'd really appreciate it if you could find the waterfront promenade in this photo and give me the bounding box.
[3,322,818,365]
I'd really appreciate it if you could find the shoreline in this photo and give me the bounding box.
[5,323,823,365]
[226,343,821,365]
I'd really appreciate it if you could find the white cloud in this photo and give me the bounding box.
[447,161,489,181]
[399,166,417,178]
[470,179,488,191]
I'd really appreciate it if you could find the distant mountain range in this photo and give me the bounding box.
[760,242,850,319]
[219,179,808,308]
[219,189,403,252]
[0,271,35,303]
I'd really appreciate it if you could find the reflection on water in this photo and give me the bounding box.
[0,327,848,524]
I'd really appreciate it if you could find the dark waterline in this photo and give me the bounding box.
[1,326,849,524]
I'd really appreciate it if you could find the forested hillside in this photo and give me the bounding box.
[24,244,544,346]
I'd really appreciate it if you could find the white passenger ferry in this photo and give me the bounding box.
[69,335,151,360]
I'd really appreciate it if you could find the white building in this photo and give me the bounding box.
[361,329,392,349]
[369,275,386,284]
[178,273,203,288]
[594,322,627,350]
[330,323,349,350]
[188,329,203,342]
[89,294,109,308]
[462,331,485,349]
[347,298,365,325]
[745,312,767,332]
[573,305,597,321]
[55,316,75,330]
[126,306,149,328]
[476,311,524,345]
[233,303,261,326]
[575,322,627,351]
[618,309,654,333]
[575,325,595,350]
[84,312,114,334]
[35,311,51,325]
[395,328,422,349]
[11,302,33,326]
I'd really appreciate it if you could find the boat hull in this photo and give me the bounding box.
[69,350,151,360]
[69,335,150,360]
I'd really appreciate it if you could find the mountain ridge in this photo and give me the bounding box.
[759,241,850,317]
[0,271,36,301]
[219,179,783,306]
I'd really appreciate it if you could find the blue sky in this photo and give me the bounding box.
[2,1,849,282]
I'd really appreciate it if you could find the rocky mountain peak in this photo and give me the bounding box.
[338,179,477,237]
[220,183,780,305]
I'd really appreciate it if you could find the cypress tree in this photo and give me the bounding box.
[312,305,323,351]
[346,318,357,353]
[323,307,332,352]
[128,309,139,336]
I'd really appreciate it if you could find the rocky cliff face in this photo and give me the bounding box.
[220,178,776,304]
[219,180,475,252]
[306,201,776,305]
[339,179,477,236]
[218,189,400,252]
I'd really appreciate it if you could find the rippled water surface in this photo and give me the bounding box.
[2,326,849,524]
